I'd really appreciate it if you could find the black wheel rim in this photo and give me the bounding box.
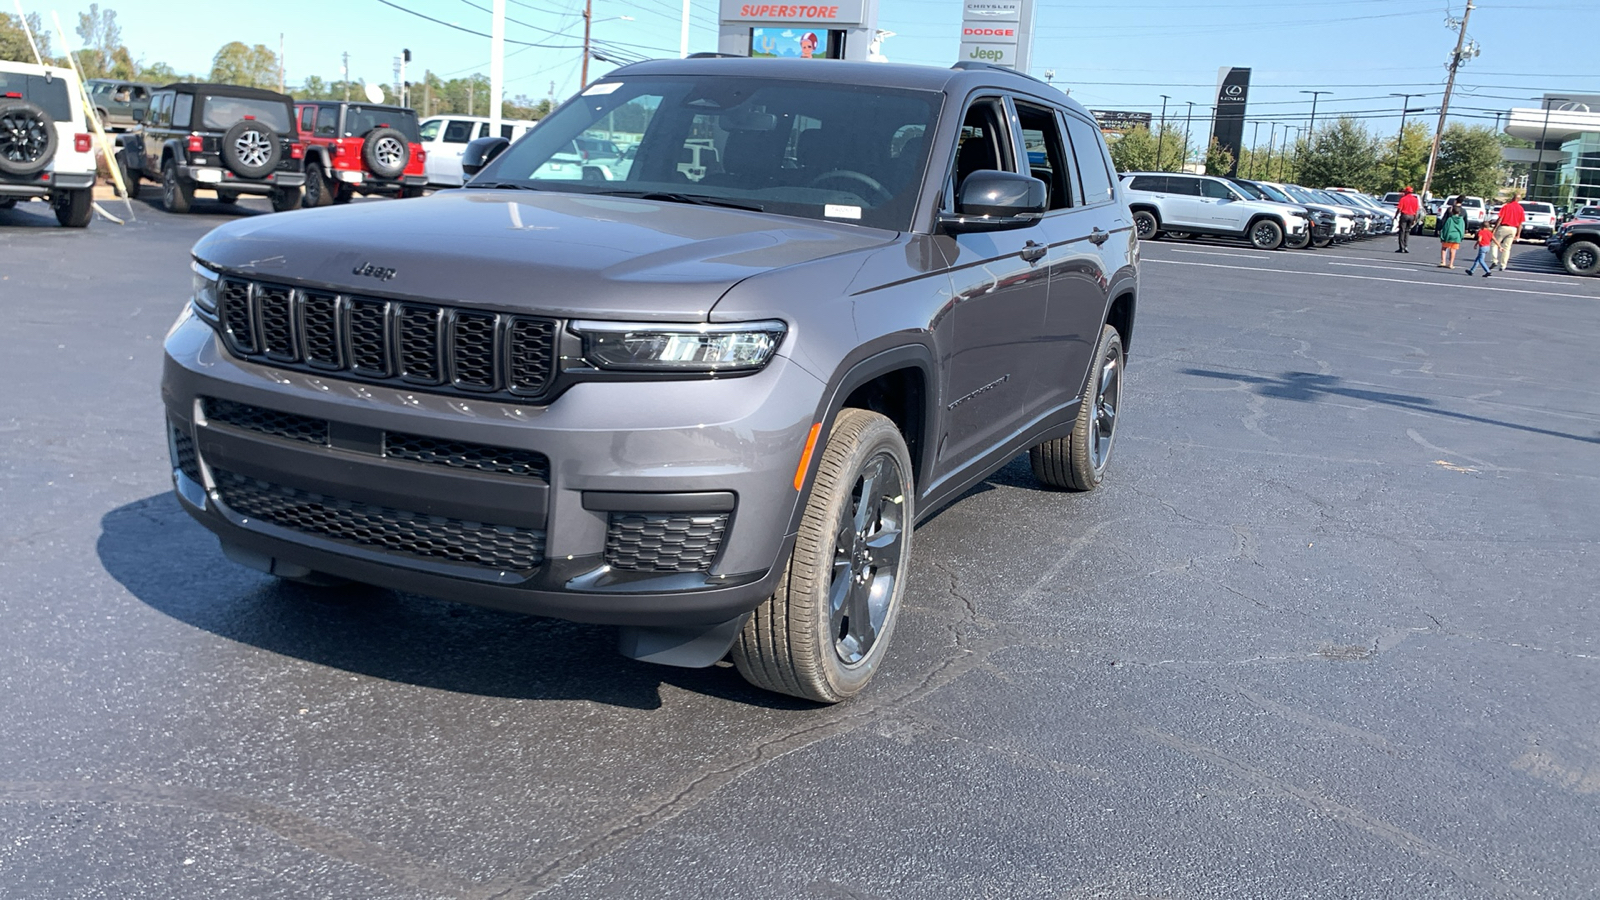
[306,170,320,204]
[1573,247,1597,272]
[163,168,175,206]
[1090,340,1121,470]
[0,110,48,163]
[1134,214,1154,238]
[828,452,907,666]
[1253,222,1277,246]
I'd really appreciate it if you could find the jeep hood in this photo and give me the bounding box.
[191,189,897,321]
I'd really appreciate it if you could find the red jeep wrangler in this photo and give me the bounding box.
[294,101,426,206]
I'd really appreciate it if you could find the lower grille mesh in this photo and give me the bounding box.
[203,397,328,445]
[213,469,545,572]
[384,432,549,480]
[170,424,201,482]
[606,512,729,573]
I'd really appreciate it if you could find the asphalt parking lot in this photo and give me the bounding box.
[3,194,1599,899]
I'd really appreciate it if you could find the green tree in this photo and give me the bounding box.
[0,11,51,63]
[142,60,178,82]
[1432,123,1505,199]
[1295,117,1378,190]
[1107,123,1185,173]
[209,41,280,90]
[1375,120,1430,195]
[74,4,127,79]
[1203,137,1234,176]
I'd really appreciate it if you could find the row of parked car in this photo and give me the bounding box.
[1120,172,1400,251]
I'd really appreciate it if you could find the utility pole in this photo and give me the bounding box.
[680,0,691,57]
[1421,0,1478,202]
[1182,100,1194,172]
[490,0,505,137]
[399,48,409,107]
[1249,120,1261,177]
[1264,122,1276,181]
[1389,92,1423,190]
[278,33,284,93]
[581,0,594,88]
[1300,90,1330,142]
[1156,95,1170,171]
[342,51,349,100]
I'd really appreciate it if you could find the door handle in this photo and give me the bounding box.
[1089,228,1109,246]
[1020,240,1047,263]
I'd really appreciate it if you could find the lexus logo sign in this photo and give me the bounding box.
[1225,84,1243,97]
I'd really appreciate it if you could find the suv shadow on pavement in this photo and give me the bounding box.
[97,494,818,711]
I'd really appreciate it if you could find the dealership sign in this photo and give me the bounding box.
[958,0,1034,71]
[723,0,867,23]
[1209,66,1251,177]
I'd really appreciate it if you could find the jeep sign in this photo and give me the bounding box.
[958,0,1035,72]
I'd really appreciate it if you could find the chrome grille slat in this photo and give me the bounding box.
[211,276,558,402]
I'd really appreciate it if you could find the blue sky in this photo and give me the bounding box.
[23,0,1596,136]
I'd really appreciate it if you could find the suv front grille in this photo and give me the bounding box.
[214,277,559,402]
[605,512,729,573]
[203,397,329,445]
[383,431,550,480]
[213,468,545,573]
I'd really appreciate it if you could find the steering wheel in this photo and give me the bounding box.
[807,169,892,206]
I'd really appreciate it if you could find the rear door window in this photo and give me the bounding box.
[0,72,72,121]
[1127,175,1168,192]
[1165,176,1201,196]
[172,93,193,129]
[149,91,173,128]
[442,120,474,143]
[1062,113,1115,205]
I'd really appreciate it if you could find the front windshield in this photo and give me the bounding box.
[1255,182,1294,204]
[1230,180,1267,200]
[473,75,942,231]
[1282,184,1316,204]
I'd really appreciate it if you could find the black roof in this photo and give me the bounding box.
[158,82,295,103]
[297,99,414,113]
[607,57,1089,117]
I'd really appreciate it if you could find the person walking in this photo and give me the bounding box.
[1466,218,1496,276]
[1437,198,1466,267]
[1492,192,1526,270]
[1395,186,1421,252]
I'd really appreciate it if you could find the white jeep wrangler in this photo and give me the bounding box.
[0,60,97,227]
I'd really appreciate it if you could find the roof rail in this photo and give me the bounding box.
[687,52,745,59]
[949,61,1052,87]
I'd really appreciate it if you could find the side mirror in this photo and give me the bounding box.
[462,136,510,178]
[131,108,145,123]
[938,170,1047,233]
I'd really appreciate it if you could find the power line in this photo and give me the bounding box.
[375,0,583,48]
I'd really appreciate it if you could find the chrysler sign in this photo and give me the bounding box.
[958,0,1034,71]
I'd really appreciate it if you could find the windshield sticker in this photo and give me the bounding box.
[824,204,861,220]
[582,82,623,95]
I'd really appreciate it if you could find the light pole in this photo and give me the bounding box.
[1300,90,1330,142]
[1182,100,1194,172]
[1264,122,1276,181]
[1250,120,1261,177]
[581,8,635,87]
[1534,96,1570,203]
[1156,94,1170,171]
[1389,92,1423,190]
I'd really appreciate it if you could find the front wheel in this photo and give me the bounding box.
[1285,229,1313,250]
[1132,209,1159,240]
[216,191,239,205]
[303,166,333,208]
[270,186,301,213]
[1031,323,1124,492]
[1249,218,1285,250]
[161,160,192,214]
[1312,232,1333,248]
[732,409,914,703]
[1563,240,1600,277]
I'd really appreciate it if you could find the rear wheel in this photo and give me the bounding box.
[331,182,353,205]
[303,166,333,207]
[1249,218,1285,250]
[1031,324,1124,492]
[0,198,16,210]
[270,186,301,213]
[53,188,92,227]
[732,409,913,703]
[216,191,239,205]
[161,159,192,214]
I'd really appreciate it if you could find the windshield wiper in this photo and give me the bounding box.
[471,181,549,191]
[594,190,765,212]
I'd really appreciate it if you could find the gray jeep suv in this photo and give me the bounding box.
[162,58,1139,702]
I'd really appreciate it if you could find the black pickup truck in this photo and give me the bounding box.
[1547,220,1600,277]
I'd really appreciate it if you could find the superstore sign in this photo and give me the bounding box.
[738,4,841,17]
[723,0,867,22]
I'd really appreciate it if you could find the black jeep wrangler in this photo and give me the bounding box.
[118,83,304,213]
[1547,220,1600,277]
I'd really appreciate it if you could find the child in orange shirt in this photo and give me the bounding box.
[1466,220,1496,277]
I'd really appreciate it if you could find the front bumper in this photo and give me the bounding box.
[161,309,817,626]
[1522,224,1554,238]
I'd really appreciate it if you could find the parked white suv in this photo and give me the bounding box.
[1520,201,1558,239]
[1122,172,1309,250]
[1456,195,1488,233]
[418,115,538,186]
[0,60,97,227]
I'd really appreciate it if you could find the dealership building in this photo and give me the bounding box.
[1503,94,1600,207]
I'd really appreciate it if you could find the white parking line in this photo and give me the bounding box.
[1145,258,1600,300]
[1329,262,1415,272]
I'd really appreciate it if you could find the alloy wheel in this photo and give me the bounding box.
[0,110,48,163]
[1089,339,1121,469]
[828,452,907,666]
[236,130,272,169]
[374,136,405,170]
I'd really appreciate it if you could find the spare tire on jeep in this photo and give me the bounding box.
[221,120,281,179]
[361,127,410,179]
[0,100,59,177]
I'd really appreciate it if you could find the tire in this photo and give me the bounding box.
[1312,232,1333,249]
[0,100,58,177]
[360,127,409,179]
[115,150,141,199]
[1030,323,1124,492]
[303,165,333,208]
[331,182,353,205]
[1249,218,1285,250]
[270,186,301,213]
[161,159,192,214]
[220,120,281,179]
[1285,229,1313,250]
[1131,209,1159,240]
[96,108,109,130]
[1562,240,1600,277]
[53,188,92,227]
[216,191,239,205]
[401,185,426,199]
[731,409,914,703]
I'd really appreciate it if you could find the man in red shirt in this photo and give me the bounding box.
[1492,193,1526,270]
[1395,186,1422,253]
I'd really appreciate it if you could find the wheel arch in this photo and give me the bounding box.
[1106,289,1137,355]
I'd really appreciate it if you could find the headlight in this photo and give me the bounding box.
[571,320,786,372]
[191,261,220,314]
